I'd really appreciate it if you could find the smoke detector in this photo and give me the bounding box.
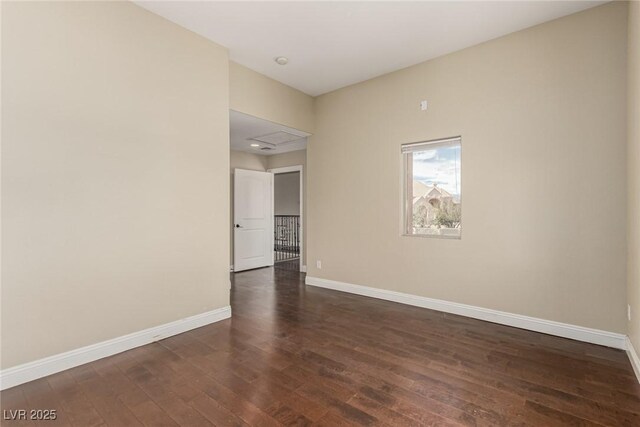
[275,57,288,65]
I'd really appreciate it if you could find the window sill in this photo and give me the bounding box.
[402,233,461,240]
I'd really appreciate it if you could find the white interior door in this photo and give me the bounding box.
[234,169,273,272]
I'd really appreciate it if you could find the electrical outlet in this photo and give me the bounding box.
[629,304,632,321]
[316,260,322,269]
[420,100,428,111]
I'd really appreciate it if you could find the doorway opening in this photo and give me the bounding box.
[270,166,303,271]
[230,110,308,273]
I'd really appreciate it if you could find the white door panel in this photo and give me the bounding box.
[239,177,267,219]
[236,229,266,259]
[234,169,273,272]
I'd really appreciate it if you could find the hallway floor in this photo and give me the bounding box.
[274,258,301,272]
[1,267,639,426]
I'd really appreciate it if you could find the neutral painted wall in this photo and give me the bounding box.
[229,62,315,133]
[275,172,301,216]
[628,0,640,350]
[230,150,269,172]
[308,2,628,333]
[1,2,230,369]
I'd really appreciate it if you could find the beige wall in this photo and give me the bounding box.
[1,2,230,368]
[628,0,640,350]
[230,150,269,172]
[308,2,628,333]
[229,62,315,133]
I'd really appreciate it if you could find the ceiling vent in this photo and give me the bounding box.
[249,131,305,146]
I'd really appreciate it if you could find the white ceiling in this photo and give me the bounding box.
[230,110,310,156]
[136,1,607,96]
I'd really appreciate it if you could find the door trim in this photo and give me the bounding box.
[269,165,304,272]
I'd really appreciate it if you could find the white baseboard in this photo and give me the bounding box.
[626,337,640,383]
[300,265,307,273]
[305,276,627,350]
[0,306,231,391]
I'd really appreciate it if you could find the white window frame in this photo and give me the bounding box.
[401,136,462,239]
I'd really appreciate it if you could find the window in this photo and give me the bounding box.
[402,136,461,238]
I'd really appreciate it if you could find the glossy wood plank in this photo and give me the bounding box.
[1,263,639,426]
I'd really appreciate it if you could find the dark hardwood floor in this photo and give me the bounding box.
[274,259,302,272]
[2,266,640,426]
